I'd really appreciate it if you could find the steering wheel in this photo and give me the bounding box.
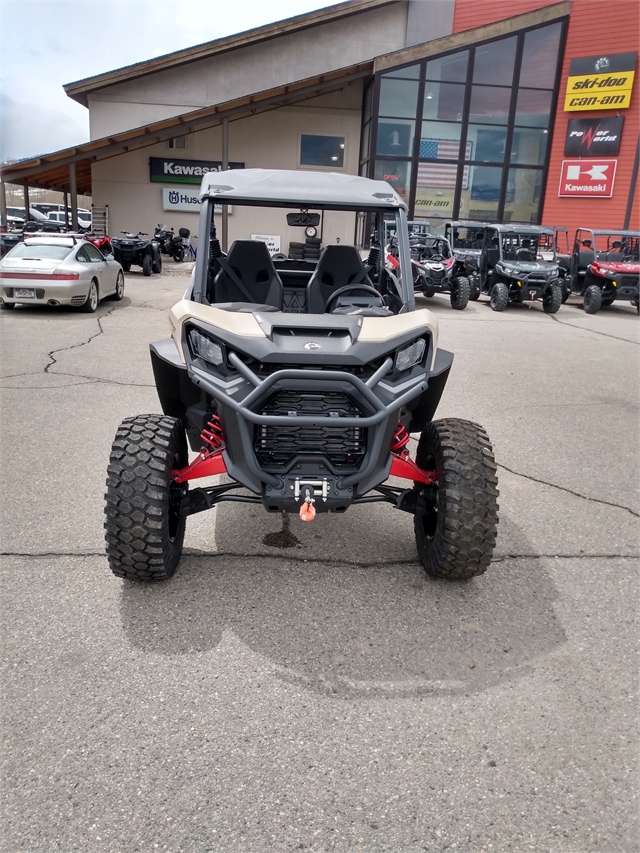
[325,284,384,313]
[622,254,638,263]
[428,253,444,261]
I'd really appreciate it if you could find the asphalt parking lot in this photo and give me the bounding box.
[1,266,638,853]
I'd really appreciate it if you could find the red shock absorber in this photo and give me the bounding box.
[200,412,224,453]
[391,422,410,454]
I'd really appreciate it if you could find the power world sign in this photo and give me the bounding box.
[564,53,636,111]
[558,159,617,197]
[564,116,624,156]
[150,157,244,184]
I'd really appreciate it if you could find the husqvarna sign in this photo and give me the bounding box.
[150,157,244,184]
[162,188,230,214]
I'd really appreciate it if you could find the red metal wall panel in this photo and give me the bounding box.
[452,0,553,34]
[542,1,639,233]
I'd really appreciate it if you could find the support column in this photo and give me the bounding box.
[0,181,7,231]
[221,117,229,252]
[23,184,30,222]
[64,191,69,226]
[69,163,78,231]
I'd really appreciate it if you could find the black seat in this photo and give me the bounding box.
[213,240,283,308]
[306,244,372,313]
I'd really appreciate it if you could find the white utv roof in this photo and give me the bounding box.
[199,168,407,210]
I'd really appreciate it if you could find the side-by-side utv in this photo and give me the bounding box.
[104,170,499,583]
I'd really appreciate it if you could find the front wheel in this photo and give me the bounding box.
[104,415,188,581]
[413,418,499,580]
[111,271,125,301]
[489,281,509,311]
[450,276,470,310]
[584,285,602,314]
[151,252,162,274]
[468,276,480,301]
[542,282,562,314]
[121,261,131,273]
[173,245,185,263]
[81,280,99,313]
[142,254,153,276]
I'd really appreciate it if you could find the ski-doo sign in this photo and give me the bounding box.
[558,159,617,197]
[564,53,636,111]
[564,117,624,156]
[150,157,244,184]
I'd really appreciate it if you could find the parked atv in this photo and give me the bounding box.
[104,168,499,583]
[444,220,489,301]
[477,225,563,313]
[110,231,162,275]
[568,228,639,314]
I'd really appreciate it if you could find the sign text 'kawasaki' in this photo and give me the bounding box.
[150,157,244,184]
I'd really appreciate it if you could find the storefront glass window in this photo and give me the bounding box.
[459,165,502,222]
[466,126,507,162]
[515,88,554,127]
[469,85,512,125]
[425,51,469,83]
[376,119,415,157]
[520,23,562,89]
[473,37,516,86]
[374,159,412,203]
[379,77,419,118]
[503,168,543,223]
[511,127,548,166]
[420,121,463,155]
[300,134,345,167]
[423,82,465,121]
[384,64,421,79]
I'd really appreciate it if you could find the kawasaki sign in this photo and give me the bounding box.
[150,157,244,184]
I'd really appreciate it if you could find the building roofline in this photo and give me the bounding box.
[64,0,396,107]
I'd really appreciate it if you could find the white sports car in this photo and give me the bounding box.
[0,235,124,312]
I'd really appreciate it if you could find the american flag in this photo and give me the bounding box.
[417,139,471,188]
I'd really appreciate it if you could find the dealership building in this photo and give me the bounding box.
[1,0,638,248]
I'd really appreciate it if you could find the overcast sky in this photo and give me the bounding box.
[0,0,339,163]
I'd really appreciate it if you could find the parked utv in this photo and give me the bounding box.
[477,225,563,312]
[569,228,639,314]
[539,226,571,302]
[110,231,162,275]
[104,169,499,583]
[386,223,470,309]
[444,220,489,301]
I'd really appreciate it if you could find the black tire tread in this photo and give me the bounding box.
[104,414,187,581]
[490,281,509,311]
[451,276,470,310]
[414,418,499,581]
[584,284,602,314]
[543,282,562,314]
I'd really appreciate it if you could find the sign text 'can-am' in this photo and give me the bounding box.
[564,53,636,112]
[558,159,617,197]
[150,157,244,184]
[564,116,624,156]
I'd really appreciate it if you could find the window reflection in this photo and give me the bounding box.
[423,82,465,121]
[459,165,502,222]
[515,88,554,127]
[379,78,419,118]
[466,125,506,162]
[511,128,548,166]
[383,64,421,79]
[469,86,512,125]
[520,23,562,89]
[504,168,543,223]
[425,51,468,83]
[473,37,516,85]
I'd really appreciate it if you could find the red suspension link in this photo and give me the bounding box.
[388,420,437,486]
[390,422,410,454]
[171,412,227,483]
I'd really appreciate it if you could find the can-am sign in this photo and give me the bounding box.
[558,159,617,197]
[150,157,244,184]
[564,116,624,156]
[564,53,636,111]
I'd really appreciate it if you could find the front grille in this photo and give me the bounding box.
[254,390,366,470]
[427,267,445,282]
[620,275,639,287]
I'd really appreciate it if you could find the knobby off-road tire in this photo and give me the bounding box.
[142,253,153,276]
[104,415,188,581]
[152,253,163,274]
[414,418,499,581]
[489,281,509,311]
[468,277,480,301]
[542,282,562,314]
[450,276,470,310]
[583,285,602,314]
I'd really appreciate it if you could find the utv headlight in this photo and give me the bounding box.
[396,338,426,372]
[189,328,224,366]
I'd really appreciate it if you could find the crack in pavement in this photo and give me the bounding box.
[547,312,639,344]
[44,307,116,373]
[1,550,638,563]
[1,371,155,389]
[497,462,640,518]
